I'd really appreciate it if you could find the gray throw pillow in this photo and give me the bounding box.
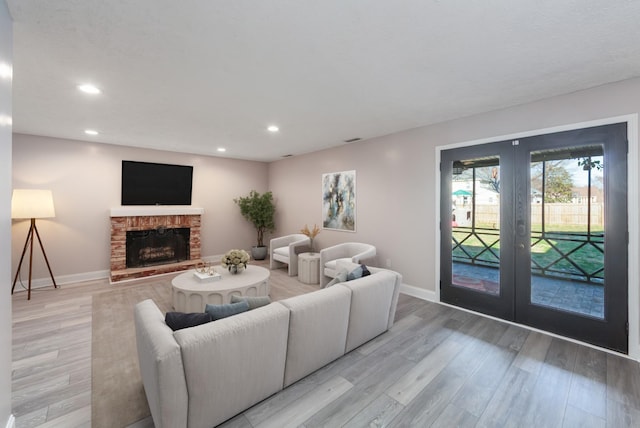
[230,295,271,310]
[347,264,371,281]
[165,312,212,331]
[204,301,250,320]
[325,271,348,288]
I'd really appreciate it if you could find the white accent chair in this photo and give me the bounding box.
[269,234,311,276]
[319,242,377,287]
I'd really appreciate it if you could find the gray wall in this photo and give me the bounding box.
[1,0,12,425]
[11,134,269,282]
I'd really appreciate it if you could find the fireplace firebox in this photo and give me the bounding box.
[126,227,190,268]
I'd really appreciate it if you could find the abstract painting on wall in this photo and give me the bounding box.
[322,170,356,232]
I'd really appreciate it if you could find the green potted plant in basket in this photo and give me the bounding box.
[234,190,276,260]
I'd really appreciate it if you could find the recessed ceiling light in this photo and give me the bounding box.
[77,84,101,94]
[217,147,226,152]
[0,63,12,80]
[84,129,99,135]
[267,125,279,133]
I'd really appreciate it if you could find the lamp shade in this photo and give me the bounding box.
[11,189,56,219]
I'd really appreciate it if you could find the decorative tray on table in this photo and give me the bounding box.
[193,270,222,282]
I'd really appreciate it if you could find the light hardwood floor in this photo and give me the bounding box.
[12,262,640,427]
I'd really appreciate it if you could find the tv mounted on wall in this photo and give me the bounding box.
[121,160,193,206]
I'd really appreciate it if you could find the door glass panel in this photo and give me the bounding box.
[451,156,500,295]
[529,146,605,319]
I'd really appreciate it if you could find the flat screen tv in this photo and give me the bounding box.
[121,160,193,205]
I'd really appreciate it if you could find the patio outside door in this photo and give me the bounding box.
[440,123,628,353]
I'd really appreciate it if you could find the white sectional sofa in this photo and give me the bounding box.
[134,267,402,428]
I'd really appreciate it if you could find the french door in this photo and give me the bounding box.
[440,123,628,353]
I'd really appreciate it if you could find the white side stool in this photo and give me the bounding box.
[298,252,320,285]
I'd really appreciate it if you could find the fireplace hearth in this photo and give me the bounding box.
[126,227,190,268]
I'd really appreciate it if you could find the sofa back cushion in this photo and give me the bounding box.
[134,299,189,428]
[343,270,400,352]
[174,303,290,428]
[280,285,352,387]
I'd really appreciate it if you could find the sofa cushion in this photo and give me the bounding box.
[204,301,250,320]
[280,285,352,387]
[231,295,272,310]
[165,312,212,331]
[175,303,290,428]
[343,271,397,352]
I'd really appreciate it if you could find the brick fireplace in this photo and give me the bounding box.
[110,206,204,282]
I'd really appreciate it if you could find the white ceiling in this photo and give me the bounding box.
[7,0,640,162]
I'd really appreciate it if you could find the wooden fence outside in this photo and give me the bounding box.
[457,203,604,228]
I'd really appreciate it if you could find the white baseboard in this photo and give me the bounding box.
[11,269,110,293]
[5,414,15,428]
[12,254,228,292]
[399,283,436,302]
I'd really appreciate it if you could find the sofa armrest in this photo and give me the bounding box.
[134,299,189,428]
[342,270,399,352]
[367,268,403,329]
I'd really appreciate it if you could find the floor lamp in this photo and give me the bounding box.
[11,189,58,300]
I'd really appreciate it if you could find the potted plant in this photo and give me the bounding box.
[234,190,276,260]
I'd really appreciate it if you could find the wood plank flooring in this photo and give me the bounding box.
[12,261,640,427]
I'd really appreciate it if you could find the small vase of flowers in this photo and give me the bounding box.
[221,249,250,274]
[300,224,321,253]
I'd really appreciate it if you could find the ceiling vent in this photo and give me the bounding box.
[344,137,361,143]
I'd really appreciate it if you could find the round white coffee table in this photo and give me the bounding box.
[172,265,270,312]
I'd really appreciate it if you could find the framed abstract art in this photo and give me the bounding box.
[322,170,356,232]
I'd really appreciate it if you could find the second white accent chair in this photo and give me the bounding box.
[319,242,377,287]
[269,234,311,276]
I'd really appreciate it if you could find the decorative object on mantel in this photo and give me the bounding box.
[322,170,356,232]
[221,249,250,274]
[11,189,58,300]
[234,190,276,260]
[300,224,321,253]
